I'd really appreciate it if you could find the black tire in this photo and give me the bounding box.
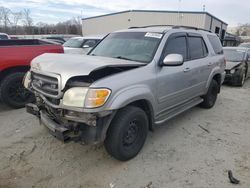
[0,72,34,108]
[238,70,246,87]
[200,79,219,109]
[104,106,149,161]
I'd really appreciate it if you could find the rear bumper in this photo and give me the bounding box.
[26,103,115,144]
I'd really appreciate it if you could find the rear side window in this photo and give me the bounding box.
[188,37,208,60]
[207,35,223,54]
[164,36,187,61]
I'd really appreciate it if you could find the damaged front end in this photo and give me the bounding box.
[26,102,115,144]
[24,54,143,144]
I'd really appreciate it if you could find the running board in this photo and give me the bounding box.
[155,97,203,125]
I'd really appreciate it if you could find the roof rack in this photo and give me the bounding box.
[172,25,212,33]
[128,25,212,33]
[128,25,173,29]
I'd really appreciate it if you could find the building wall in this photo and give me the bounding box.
[204,15,227,38]
[82,11,227,39]
[82,11,205,36]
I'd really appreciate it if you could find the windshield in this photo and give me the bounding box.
[89,32,163,63]
[239,43,250,48]
[63,38,84,48]
[224,49,245,62]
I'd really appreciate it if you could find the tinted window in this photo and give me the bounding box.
[188,37,208,60]
[164,36,187,60]
[208,35,223,54]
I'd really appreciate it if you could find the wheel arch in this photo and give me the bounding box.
[128,99,155,131]
[0,66,30,84]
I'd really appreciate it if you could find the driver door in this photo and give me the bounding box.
[156,32,193,118]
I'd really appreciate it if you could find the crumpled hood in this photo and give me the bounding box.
[31,53,144,89]
[225,61,242,70]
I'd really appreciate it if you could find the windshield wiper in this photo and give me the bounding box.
[113,56,134,61]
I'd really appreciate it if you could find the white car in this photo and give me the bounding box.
[0,33,10,39]
[63,36,103,54]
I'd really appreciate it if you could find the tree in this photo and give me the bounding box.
[0,7,11,32]
[23,9,33,34]
[12,11,22,34]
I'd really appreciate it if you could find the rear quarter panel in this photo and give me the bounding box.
[0,45,64,71]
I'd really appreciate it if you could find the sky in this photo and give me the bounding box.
[0,0,249,27]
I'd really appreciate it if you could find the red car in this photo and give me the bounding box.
[0,39,64,108]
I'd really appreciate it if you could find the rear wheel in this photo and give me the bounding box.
[200,79,219,109]
[0,72,34,108]
[104,106,148,161]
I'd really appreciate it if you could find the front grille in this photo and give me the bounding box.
[46,97,61,105]
[32,72,59,98]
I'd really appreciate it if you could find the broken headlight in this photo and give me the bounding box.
[63,87,111,108]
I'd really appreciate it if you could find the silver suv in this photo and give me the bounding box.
[24,26,225,161]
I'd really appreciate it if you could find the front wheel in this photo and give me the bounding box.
[104,106,149,161]
[238,70,246,87]
[200,79,219,109]
[0,72,34,108]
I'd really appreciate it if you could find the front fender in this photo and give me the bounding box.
[106,85,156,111]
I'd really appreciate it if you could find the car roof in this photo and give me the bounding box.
[223,47,248,52]
[0,33,8,35]
[116,26,172,33]
[113,25,213,35]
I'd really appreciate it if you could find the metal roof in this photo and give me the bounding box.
[82,10,228,26]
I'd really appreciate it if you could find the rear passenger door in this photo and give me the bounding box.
[186,33,210,96]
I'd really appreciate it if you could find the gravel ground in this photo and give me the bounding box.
[0,81,250,188]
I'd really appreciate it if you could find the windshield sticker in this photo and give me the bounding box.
[145,33,163,39]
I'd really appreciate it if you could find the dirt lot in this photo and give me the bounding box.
[0,81,250,188]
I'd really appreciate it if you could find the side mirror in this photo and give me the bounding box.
[163,54,184,66]
[83,45,90,48]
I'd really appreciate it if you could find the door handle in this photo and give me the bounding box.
[183,67,191,72]
[208,62,213,66]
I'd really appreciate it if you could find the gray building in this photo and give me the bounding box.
[82,10,227,39]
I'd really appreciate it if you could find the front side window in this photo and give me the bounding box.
[188,37,208,60]
[90,32,162,63]
[163,36,187,61]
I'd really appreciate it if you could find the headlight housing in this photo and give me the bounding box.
[230,69,236,74]
[63,87,111,108]
[23,71,31,89]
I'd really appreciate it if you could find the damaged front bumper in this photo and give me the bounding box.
[224,70,241,85]
[26,103,115,144]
